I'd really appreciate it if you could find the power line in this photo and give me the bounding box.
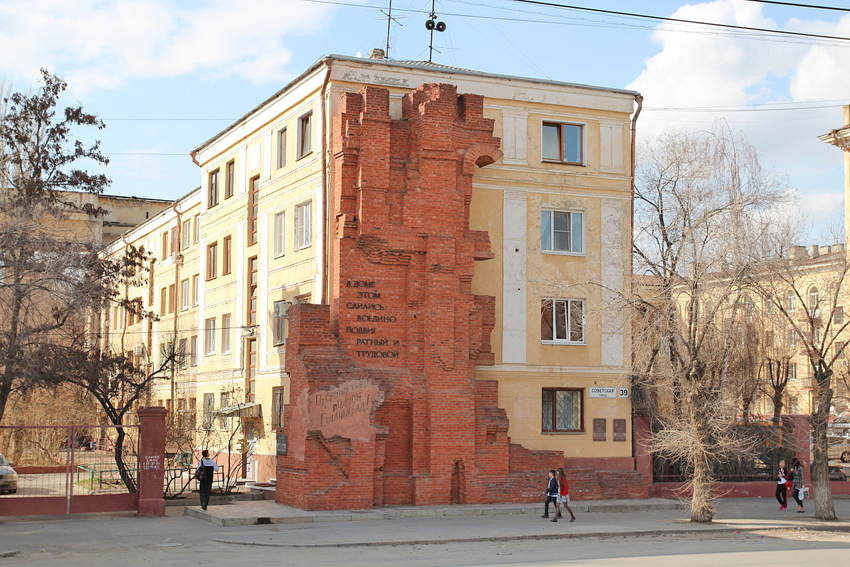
[743,0,850,12]
[644,103,847,113]
[503,0,850,42]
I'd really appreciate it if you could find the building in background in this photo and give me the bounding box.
[103,54,643,501]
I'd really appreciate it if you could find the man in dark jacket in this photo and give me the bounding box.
[195,449,220,510]
[542,469,559,518]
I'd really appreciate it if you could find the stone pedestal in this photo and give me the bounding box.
[137,406,167,517]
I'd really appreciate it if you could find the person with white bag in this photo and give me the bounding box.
[791,458,806,513]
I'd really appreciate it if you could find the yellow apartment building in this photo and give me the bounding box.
[104,54,641,484]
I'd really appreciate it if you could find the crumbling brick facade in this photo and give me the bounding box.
[275,83,640,510]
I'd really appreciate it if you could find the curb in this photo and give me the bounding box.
[0,551,21,558]
[210,523,850,548]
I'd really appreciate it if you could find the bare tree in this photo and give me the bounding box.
[632,126,786,523]
[748,241,850,521]
[0,70,110,422]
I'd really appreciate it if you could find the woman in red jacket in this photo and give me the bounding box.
[552,467,576,522]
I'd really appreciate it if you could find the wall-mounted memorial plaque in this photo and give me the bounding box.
[613,419,627,442]
[593,418,606,441]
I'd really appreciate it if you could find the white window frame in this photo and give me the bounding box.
[181,279,190,310]
[541,209,585,255]
[273,300,289,346]
[277,127,287,169]
[204,318,216,356]
[274,211,286,257]
[208,169,220,208]
[181,220,191,250]
[786,291,796,312]
[222,314,231,354]
[295,201,312,250]
[541,298,586,345]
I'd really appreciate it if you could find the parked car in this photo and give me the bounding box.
[0,453,18,494]
[830,466,848,482]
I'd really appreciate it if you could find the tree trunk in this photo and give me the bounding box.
[689,384,714,523]
[811,370,836,521]
[113,426,137,493]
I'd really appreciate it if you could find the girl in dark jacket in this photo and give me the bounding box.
[542,470,559,519]
[551,467,576,522]
[776,459,788,511]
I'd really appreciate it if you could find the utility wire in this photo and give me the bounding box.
[743,0,850,12]
[503,0,850,42]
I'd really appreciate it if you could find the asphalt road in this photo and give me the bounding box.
[2,512,850,566]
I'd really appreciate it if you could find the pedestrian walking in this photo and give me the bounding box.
[195,449,220,511]
[775,459,788,511]
[790,457,805,513]
[552,467,576,523]
[541,469,559,519]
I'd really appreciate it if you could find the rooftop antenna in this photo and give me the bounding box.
[381,0,404,59]
[425,0,446,63]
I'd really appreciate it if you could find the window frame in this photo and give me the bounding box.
[222,313,232,354]
[181,278,190,310]
[541,209,585,255]
[192,274,199,306]
[273,300,289,346]
[222,235,232,276]
[206,241,218,281]
[541,387,584,433]
[272,386,285,430]
[181,220,191,250]
[541,121,584,166]
[225,160,235,199]
[208,168,220,208]
[248,175,259,246]
[204,317,217,356]
[189,336,198,367]
[193,214,200,244]
[273,211,286,258]
[277,127,287,169]
[836,306,845,325]
[294,200,312,250]
[296,111,313,160]
[541,298,586,345]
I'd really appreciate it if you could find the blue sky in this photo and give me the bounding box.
[2,0,849,242]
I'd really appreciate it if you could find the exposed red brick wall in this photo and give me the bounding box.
[275,83,645,510]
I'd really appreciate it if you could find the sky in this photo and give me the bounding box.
[1,0,849,243]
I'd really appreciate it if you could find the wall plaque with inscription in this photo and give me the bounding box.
[593,418,606,442]
[308,379,385,441]
[276,433,288,456]
[613,419,627,442]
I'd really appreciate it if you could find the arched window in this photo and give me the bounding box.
[809,286,819,310]
[786,290,796,312]
[744,296,754,322]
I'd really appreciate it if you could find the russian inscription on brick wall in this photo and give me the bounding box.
[308,379,385,441]
[343,280,402,359]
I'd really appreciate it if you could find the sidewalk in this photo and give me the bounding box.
[184,498,850,548]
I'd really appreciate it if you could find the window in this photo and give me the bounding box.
[181,279,190,310]
[788,363,797,381]
[295,201,312,249]
[190,336,198,366]
[168,284,176,314]
[765,297,775,315]
[225,160,235,199]
[787,328,796,347]
[274,211,285,257]
[297,111,312,159]
[248,176,259,246]
[205,318,216,355]
[161,232,169,260]
[277,128,287,169]
[541,210,583,254]
[272,386,285,430]
[789,395,799,414]
[208,169,220,208]
[223,235,232,275]
[835,307,844,325]
[247,256,258,326]
[206,242,218,280]
[541,299,585,343]
[219,392,230,430]
[203,393,215,430]
[765,330,774,348]
[192,274,199,306]
[178,338,188,370]
[193,214,200,244]
[542,388,583,432]
[160,287,167,316]
[542,122,583,165]
[246,338,257,402]
[222,314,231,354]
[181,220,191,250]
[836,341,845,360]
[786,291,796,312]
[809,287,819,310]
[273,300,289,345]
[744,296,754,323]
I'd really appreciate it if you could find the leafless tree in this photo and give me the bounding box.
[631,125,787,523]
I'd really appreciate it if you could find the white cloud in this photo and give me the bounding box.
[627,0,850,243]
[0,0,336,93]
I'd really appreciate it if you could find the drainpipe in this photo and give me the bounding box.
[319,59,333,305]
[170,202,183,422]
[628,93,643,472]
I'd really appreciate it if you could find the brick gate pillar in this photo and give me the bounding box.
[137,406,167,517]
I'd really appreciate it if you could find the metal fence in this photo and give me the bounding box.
[0,425,139,512]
